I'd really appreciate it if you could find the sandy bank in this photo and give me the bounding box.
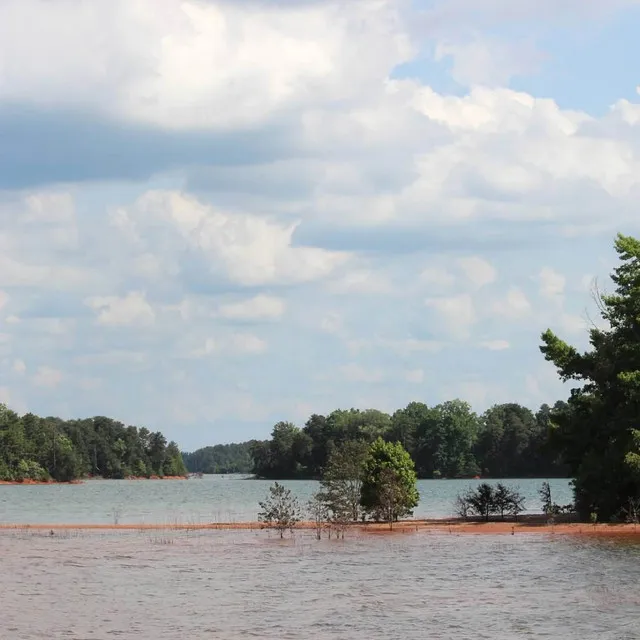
[1,519,638,536]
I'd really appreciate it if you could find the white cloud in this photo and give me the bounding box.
[2,0,640,448]
[216,295,285,321]
[479,339,510,351]
[457,256,497,288]
[21,192,75,224]
[85,291,155,327]
[434,37,543,87]
[229,333,268,355]
[0,291,8,311]
[117,191,349,286]
[0,0,412,130]
[319,312,343,335]
[419,266,456,290]
[537,267,566,300]
[340,363,385,383]
[327,268,393,295]
[490,287,532,320]
[32,366,63,389]
[425,294,476,338]
[189,333,267,358]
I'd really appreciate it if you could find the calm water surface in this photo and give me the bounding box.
[0,476,573,524]
[0,528,638,639]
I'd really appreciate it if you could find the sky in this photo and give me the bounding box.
[1,0,640,450]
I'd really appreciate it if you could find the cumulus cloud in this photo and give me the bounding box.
[215,295,285,321]
[537,267,566,300]
[85,292,155,327]
[32,366,63,389]
[1,0,638,446]
[490,288,532,320]
[0,0,412,130]
[425,294,477,339]
[113,190,349,287]
[456,256,497,288]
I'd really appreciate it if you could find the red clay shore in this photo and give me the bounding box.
[1,519,638,536]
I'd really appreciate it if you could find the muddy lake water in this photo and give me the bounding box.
[2,476,638,639]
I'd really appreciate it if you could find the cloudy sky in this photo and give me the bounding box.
[1,0,639,449]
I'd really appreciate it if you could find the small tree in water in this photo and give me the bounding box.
[307,491,329,540]
[258,482,302,538]
[360,438,419,526]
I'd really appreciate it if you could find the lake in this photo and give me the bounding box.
[0,476,573,525]
[1,527,639,639]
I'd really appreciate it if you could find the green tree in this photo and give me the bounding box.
[475,403,538,477]
[360,438,419,522]
[258,482,302,538]
[540,234,640,520]
[463,483,497,522]
[319,440,369,523]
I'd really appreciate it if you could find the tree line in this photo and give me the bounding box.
[0,403,187,482]
[182,442,255,475]
[246,400,567,481]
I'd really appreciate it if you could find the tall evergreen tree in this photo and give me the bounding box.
[540,233,640,520]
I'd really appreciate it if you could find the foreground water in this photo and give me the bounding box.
[0,476,572,524]
[1,528,638,639]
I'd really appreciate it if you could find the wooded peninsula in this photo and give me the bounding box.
[183,400,567,480]
[0,407,186,483]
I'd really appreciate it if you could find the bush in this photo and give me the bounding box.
[455,483,526,521]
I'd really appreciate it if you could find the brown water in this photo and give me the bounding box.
[1,529,639,640]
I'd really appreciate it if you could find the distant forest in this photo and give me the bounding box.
[182,442,256,474]
[182,400,568,480]
[0,403,186,482]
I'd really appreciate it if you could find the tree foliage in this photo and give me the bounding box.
[540,234,640,521]
[318,440,369,523]
[258,482,302,538]
[182,442,254,474]
[457,483,526,521]
[249,401,565,480]
[360,438,419,523]
[0,403,186,482]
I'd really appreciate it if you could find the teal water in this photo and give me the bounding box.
[0,476,573,524]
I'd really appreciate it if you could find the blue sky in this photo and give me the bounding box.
[1,0,639,450]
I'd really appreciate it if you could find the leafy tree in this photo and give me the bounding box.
[493,483,526,520]
[0,402,186,482]
[540,234,640,520]
[182,442,254,474]
[463,483,497,522]
[258,482,302,538]
[360,438,419,522]
[307,492,330,540]
[319,440,369,523]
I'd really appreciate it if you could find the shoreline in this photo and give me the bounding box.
[1,519,638,536]
[0,475,187,486]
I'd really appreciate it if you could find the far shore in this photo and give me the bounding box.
[1,517,638,537]
[0,475,188,486]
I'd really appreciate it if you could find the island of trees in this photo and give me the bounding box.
[0,405,186,482]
